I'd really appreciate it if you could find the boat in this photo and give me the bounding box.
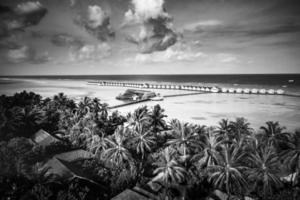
[267,89,275,95]
[288,79,294,83]
[251,88,258,94]
[205,88,210,92]
[276,89,285,95]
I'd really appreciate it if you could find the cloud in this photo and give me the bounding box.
[5,45,50,64]
[124,0,178,54]
[74,5,115,41]
[6,45,34,63]
[184,20,223,32]
[0,2,47,38]
[51,33,83,48]
[127,42,206,63]
[216,53,238,63]
[69,43,111,62]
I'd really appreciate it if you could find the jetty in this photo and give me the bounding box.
[88,80,287,96]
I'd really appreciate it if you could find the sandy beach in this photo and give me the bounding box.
[0,78,299,131]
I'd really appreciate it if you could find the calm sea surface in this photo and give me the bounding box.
[2,74,300,86]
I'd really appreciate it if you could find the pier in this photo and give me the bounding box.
[88,80,288,96]
[109,92,206,109]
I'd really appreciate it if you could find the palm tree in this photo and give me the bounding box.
[53,93,68,107]
[153,147,187,199]
[126,106,150,128]
[22,106,45,137]
[101,126,133,168]
[259,121,288,148]
[167,120,198,163]
[246,143,283,199]
[131,123,155,160]
[149,104,167,134]
[280,131,300,186]
[0,106,24,139]
[193,130,223,169]
[78,96,92,116]
[92,98,108,120]
[216,119,231,143]
[208,144,248,200]
[229,117,253,143]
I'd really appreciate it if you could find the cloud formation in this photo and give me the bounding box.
[69,43,111,62]
[74,5,115,41]
[5,45,50,64]
[51,33,83,48]
[124,0,178,54]
[127,42,205,63]
[0,1,47,37]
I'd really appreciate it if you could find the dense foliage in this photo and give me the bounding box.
[0,91,299,200]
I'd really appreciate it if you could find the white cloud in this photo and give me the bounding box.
[69,43,111,62]
[216,53,238,63]
[87,5,107,28]
[128,43,206,63]
[6,45,50,64]
[132,0,166,21]
[7,46,33,63]
[15,1,44,14]
[184,20,223,32]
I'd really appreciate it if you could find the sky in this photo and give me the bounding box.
[0,0,299,75]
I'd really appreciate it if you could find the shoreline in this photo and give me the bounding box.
[0,78,300,131]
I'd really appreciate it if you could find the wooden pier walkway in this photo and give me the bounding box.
[108,92,206,109]
[108,99,151,109]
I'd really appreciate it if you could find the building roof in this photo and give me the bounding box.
[111,189,150,200]
[31,129,61,147]
[54,149,93,162]
[44,157,74,178]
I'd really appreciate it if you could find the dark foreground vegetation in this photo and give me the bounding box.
[0,91,299,200]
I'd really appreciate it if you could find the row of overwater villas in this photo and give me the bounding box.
[97,81,285,95]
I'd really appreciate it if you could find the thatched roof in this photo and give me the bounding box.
[43,157,74,179]
[111,189,149,200]
[54,149,93,162]
[31,129,60,147]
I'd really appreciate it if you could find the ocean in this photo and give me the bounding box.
[1,74,300,86]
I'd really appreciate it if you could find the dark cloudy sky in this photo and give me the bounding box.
[0,0,299,75]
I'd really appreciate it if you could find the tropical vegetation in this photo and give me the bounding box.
[0,91,299,200]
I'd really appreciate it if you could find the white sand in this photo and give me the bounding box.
[1,78,299,131]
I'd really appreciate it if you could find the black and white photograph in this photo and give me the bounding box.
[0,0,299,199]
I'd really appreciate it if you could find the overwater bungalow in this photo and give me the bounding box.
[276,89,285,95]
[228,88,235,93]
[211,87,219,93]
[236,88,243,93]
[221,88,228,93]
[243,88,250,94]
[117,89,156,101]
[267,89,275,94]
[251,88,258,94]
[259,89,267,94]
